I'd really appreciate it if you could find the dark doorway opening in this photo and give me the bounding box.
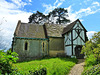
[75,45,84,59]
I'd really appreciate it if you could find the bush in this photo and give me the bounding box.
[82,64,100,75]
[0,50,19,74]
[81,32,100,75]
[85,54,97,67]
[81,32,100,66]
[29,67,47,75]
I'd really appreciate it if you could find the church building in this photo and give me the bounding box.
[12,19,88,61]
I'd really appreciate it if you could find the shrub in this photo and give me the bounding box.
[29,67,47,75]
[81,41,94,58]
[85,54,97,67]
[82,64,100,75]
[81,32,100,75]
[0,50,19,74]
[81,32,100,66]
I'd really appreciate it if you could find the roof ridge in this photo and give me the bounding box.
[62,19,79,35]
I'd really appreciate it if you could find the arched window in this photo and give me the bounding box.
[43,42,44,52]
[25,42,28,50]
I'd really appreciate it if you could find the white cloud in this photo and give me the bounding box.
[29,0,32,2]
[84,0,93,4]
[87,31,96,39]
[0,0,17,9]
[60,0,65,1]
[11,0,27,8]
[42,4,56,14]
[57,2,62,7]
[54,0,59,5]
[67,1,100,21]
[42,0,65,14]
[0,0,32,49]
[92,2,100,6]
[42,0,100,22]
[66,5,77,21]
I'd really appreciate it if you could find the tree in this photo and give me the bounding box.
[28,8,70,24]
[28,11,46,24]
[81,31,100,65]
[48,8,70,24]
[91,32,100,44]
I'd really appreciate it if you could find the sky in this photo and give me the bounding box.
[0,0,100,49]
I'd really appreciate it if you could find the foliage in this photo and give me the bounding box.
[28,8,70,24]
[0,50,19,74]
[48,8,70,24]
[85,54,97,67]
[81,41,94,58]
[29,67,47,75]
[81,32,100,66]
[81,32,100,74]
[13,57,77,75]
[29,11,46,24]
[82,64,100,75]
[92,32,100,44]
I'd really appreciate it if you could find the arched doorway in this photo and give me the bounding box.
[75,45,84,59]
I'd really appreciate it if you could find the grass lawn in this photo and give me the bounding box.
[13,57,77,75]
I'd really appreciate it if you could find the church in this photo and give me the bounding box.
[12,19,88,61]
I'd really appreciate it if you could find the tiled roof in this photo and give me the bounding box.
[14,21,46,38]
[44,23,64,37]
[62,20,77,35]
[14,19,87,38]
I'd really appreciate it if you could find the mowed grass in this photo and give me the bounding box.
[13,57,77,75]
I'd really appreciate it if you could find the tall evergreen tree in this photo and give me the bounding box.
[48,8,70,24]
[28,8,70,24]
[28,11,46,24]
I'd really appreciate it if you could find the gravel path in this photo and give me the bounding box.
[68,59,85,75]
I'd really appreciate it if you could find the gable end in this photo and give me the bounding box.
[14,20,21,36]
[62,19,87,35]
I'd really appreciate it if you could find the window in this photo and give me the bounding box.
[43,42,44,52]
[25,42,28,50]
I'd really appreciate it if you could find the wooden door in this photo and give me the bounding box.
[75,45,84,59]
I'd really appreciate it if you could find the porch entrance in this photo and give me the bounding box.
[75,45,84,59]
